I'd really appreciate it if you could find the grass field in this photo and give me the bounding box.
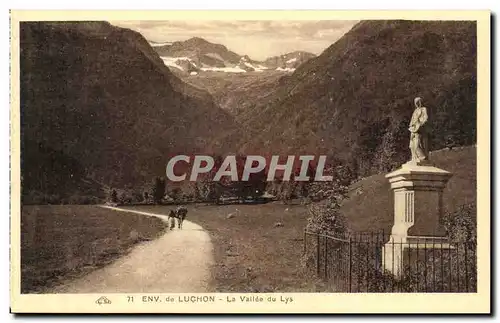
[20,205,167,293]
[124,203,328,292]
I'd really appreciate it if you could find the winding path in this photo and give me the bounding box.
[52,206,215,293]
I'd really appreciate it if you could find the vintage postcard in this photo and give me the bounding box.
[10,10,490,314]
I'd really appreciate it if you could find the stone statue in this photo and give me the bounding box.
[408,97,429,164]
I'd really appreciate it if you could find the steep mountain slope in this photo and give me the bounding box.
[20,22,236,201]
[222,20,476,177]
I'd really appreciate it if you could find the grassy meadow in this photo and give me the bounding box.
[20,205,167,293]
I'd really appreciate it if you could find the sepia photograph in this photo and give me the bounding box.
[9,10,490,314]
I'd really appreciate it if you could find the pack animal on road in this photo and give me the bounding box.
[168,206,188,230]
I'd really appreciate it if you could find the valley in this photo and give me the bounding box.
[17,19,480,297]
[20,20,477,200]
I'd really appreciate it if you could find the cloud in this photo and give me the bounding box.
[109,20,358,59]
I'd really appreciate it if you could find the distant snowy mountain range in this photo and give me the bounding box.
[149,37,316,75]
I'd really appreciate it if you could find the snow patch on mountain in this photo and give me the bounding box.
[160,56,197,71]
[161,57,185,71]
[276,67,296,72]
[150,42,172,47]
[243,62,265,72]
[286,57,298,64]
[160,54,300,74]
[200,66,247,73]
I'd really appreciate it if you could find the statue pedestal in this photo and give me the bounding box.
[382,162,452,277]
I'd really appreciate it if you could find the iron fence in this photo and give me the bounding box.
[303,230,477,293]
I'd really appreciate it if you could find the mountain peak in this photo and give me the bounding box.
[185,36,211,44]
[151,37,315,75]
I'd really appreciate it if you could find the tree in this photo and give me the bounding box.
[272,162,298,204]
[305,163,353,235]
[374,130,397,172]
[277,180,296,204]
[216,155,268,203]
[197,174,219,203]
[110,189,118,203]
[119,192,132,205]
[192,183,201,202]
[354,119,389,177]
[266,180,280,197]
[295,160,316,204]
[246,167,267,200]
[133,191,144,203]
[197,155,224,203]
[170,187,181,201]
[152,177,166,204]
[234,156,267,202]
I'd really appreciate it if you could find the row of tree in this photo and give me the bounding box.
[107,155,356,205]
[108,177,165,205]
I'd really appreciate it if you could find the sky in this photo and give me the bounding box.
[110,20,358,60]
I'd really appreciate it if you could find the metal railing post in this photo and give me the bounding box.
[303,230,306,255]
[465,243,469,292]
[348,236,352,293]
[324,236,328,280]
[316,234,320,276]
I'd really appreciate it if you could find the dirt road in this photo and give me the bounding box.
[52,206,215,293]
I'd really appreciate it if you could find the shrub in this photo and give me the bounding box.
[411,203,477,292]
[442,203,476,245]
[169,187,182,201]
[132,191,144,203]
[305,164,352,235]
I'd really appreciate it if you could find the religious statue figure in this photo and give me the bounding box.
[408,97,429,163]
